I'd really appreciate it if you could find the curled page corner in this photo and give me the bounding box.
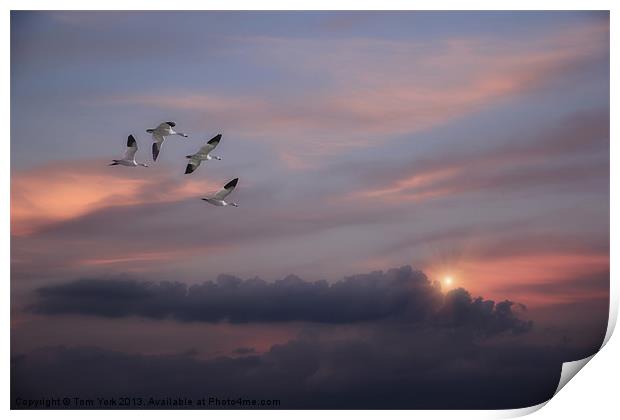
[602,295,618,348]
[554,355,595,396]
[498,352,600,418]
[546,293,619,400]
[495,401,548,418]
[539,294,619,409]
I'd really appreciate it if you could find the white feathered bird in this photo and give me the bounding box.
[109,135,148,167]
[185,134,223,174]
[202,178,239,207]
[146,121,188,161]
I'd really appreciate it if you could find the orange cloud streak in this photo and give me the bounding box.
[11,160,217,236]
[97,20,608,169]
[353,167,460,200]
[425,252,609,307]
[78,244,233,271]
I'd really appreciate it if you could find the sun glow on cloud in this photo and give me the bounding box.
[426,252,609,307]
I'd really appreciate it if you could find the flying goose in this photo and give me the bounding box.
[185,134,223,174]
[109,135,148,167]
[202,178,239,207]
[146,121,188,162]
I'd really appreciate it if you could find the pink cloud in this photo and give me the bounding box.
[424,252,609,307]
[97,21,608,168]
[11,160,218,236]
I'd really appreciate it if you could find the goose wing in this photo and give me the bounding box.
[185,156,202,174]
[123,135,138,160]
[156,121,175,131]
[212,178,238,200]
[197,134,222,155]
[151,132,165,161]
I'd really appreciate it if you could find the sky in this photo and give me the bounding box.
[10,11,609,409]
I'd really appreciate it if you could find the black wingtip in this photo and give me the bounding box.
[127,135,136,147]
[152,143,159,161]
[185,164,194,174]
[208,134,222,145]
[224,178,239,189]
[166,121,176,127]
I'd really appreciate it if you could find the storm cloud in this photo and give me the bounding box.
[31,266,532,336]
[11,328,597,409]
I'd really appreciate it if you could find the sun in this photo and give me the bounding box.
[444,276,454,287]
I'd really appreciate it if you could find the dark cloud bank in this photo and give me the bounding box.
[13,266,605,409]
[30,266,532,335]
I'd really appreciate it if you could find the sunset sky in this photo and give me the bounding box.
[11,11,609,409]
